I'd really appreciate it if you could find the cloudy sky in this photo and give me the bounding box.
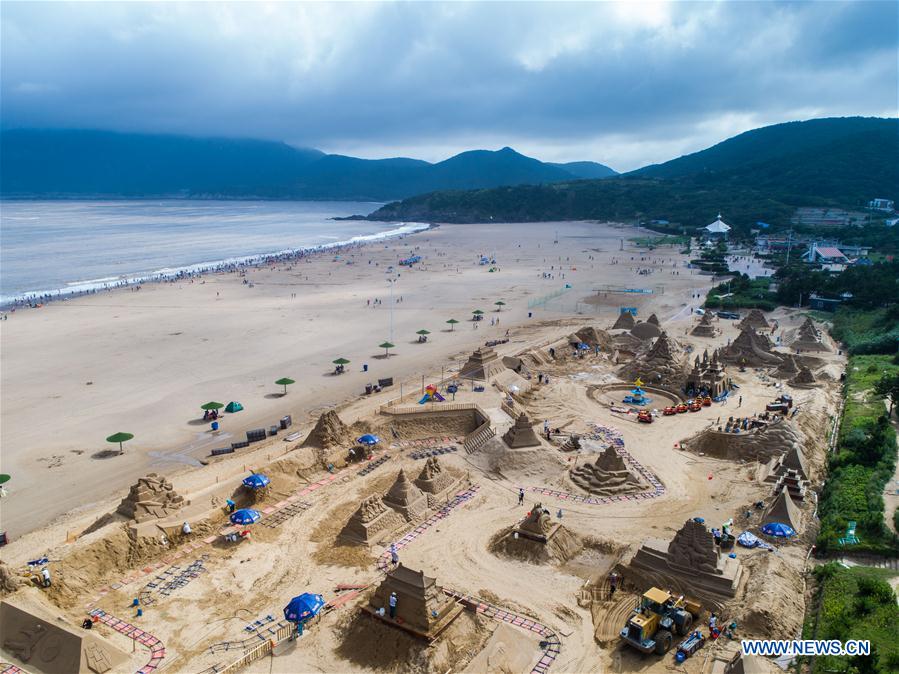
[2,1,896,171]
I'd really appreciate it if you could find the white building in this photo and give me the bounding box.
[868,198,895,212]
[703,214,731,240]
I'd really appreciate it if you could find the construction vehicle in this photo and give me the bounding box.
[620,587,701,655]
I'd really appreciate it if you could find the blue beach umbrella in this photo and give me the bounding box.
[284,593,326,622]
[357,434,380,446]
[242,474,271,490]
[229,508,261,525]
[761,522,796,538]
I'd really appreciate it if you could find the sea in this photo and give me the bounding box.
[0,200,427,305]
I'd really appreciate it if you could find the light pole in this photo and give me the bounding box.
[387,275,397,343]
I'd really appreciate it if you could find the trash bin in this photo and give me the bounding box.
[211,421,219,431]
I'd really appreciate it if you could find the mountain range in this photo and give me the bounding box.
[0,129,616,201]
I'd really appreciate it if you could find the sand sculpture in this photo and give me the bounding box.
[610,311,636,331]
[789,318,830,352]
[502,413,542,449]
[628,519,742,600]
[1,563,24,594]
[773,470,808,502]
[619,331,687,387]
[1,600,128,674]
[339,495,404,545]
[779,446,809,480]
[574,326,614,351]
[691,311,718,337]
[772,354,800,378]
[684,416,801,462]
[790,367,817,386]
[646,313,661,326]
[302,410,353,450]
[459,346,506,381]
[367,564,463,639]
[630,321,662,341]
[720,327,782,367]
[739,309,770,331]
[116,473,186,522]
[570,446,643,495]
[414,457,461,505]
[514,502,560,542]
[383,469,429,522]
[560,434,582,452]
[611,331,643,354]
[685,349,728,397]
[762,490,802,531]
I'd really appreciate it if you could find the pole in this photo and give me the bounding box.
[388,277,395,343]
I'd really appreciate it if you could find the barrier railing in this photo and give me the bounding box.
[464,421,495,453]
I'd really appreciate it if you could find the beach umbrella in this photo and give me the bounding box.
[201,401,225,411]
[283,593,326,623]
[332,357,350,365]
[275,377,295,395]
[446,319,459,331]
[379,341,395,357]
[0,474,11,486]
[472,309,484,316]
[242,474,270,490]
[494,301,506,311]
[761,522,796,538]
[357,434,380,446]
[229,508,261,525]
[416,329,431,335]
[106,432,134,453]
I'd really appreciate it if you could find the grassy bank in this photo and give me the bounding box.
[703,275,777,311]
[831,307,899,356]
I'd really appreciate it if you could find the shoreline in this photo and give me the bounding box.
[1,220,434,309]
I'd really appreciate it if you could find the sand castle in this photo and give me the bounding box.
[739,309,770,331]
[619,331,687,387]
[720,326,782,367]
[772,354,800,378]
[514,502,560,542]
[570,446,643,496]
[773,469,808,502]
[610,311,636,331]
[366,564,463,639]
[116,473,186,522]
[762,489,802,532]
[339,495,405,545]
[502,413,542,448]
[630,320,662,341]
[302,410,353,449]
[459,346,506,381]
[1,600,128,674]
[627,519,742,600]
[691,311,718,337]
[382,469,429,522]
[685,349,727,397]
[684,416,801,462]
[790,366,817,386]
[789,318,830,352]
[413,457,463,507]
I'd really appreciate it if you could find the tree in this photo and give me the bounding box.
[874,372,899,417]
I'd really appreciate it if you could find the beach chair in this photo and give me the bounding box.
[838,521,859,546]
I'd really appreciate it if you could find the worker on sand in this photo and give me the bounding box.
[608,572,619,598]
[390,543,399,566]
[518,488,525,505]
[182,521,191,535]
[40,567,51,588]
[389,592,398,619]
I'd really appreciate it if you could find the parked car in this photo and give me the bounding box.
[716,311,741,320]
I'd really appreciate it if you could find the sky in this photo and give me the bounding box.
[1,1,897,172]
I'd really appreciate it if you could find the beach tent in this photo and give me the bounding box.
[357,434,380,446]
[283,593,326,623]
[225,401,243,413]
[242,474,270,490]
[229,508,261,525]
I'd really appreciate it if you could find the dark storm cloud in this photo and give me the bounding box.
[1,1,896,170]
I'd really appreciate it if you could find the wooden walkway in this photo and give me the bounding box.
[89,609,165,674]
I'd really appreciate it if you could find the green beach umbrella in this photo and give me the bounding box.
[106,432,134,453]
[275,377,295,395]
[201,401,225,411]
[446,318,459,331]
[472,309,484,315]
[379,341,395,357]
[0,474,11,485]
[494,300,506,311]
[416,329,431,335]
[332,357,350,365]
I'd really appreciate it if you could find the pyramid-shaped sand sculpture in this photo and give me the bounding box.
[611,311,636,331]
[570,446,643,496]
[773,469,808,502]
[459,346,506,381]
[790,366,817,386]
[762,489,802,531]
[646,313,661,326]
[414,457,457,495]
[1,600,129,674]
[366,564,463,639]
[691,311,718,337]
[302,410,353,449]
[789,318,831,353]
[773,354,801,378]
[502,413,542,448]
[720,326,782,367]
[116,473,186,522]
[339,495,404,545]
[739,309,770,331]
[383,469,429,522]
[514,502,561,542]
[630,321,662,341]
[780,446,809,480]
[619,331,687,386]
[628,519,742,599]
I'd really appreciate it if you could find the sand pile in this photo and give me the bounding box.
[772,354,800,378]
[735,552,805,639]
[468,437,568,483]
[303,410,353,450]
[739,309,770,330]
[574,326,614,351]
[788,317,830,352]
[116,473,186,522]
[720,327,782,367]
[630,321,662,341]
[618,331,687,387]
[463,624,540,674]
[569,447,643,496]
[683,417,802,462]
[790,366,817,386]
[489,508,583,564]
[610,311,635,331]
[691,311,717,337]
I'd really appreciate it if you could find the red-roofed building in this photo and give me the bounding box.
[803,243,849,265]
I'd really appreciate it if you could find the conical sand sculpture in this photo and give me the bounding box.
[383,469,429,521]
[619,331,687,386]
[691,311,717,337]
[762,489,802,531]
[739,309,770,330]
[790,366,817,386]
[773,354,800,378]
[502,413,542,448]
[302,410,352,449]
[646,313,661,326]
[789,317,830,352]
[339,495,403,544]
[611,311,636,331]
[720,326,782,366]
[570,446,643,495]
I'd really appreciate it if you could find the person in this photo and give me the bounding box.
[388,591,398,619]
[709,613,718,631]
[518,488,524,505]
[40,567,51,588]
[608,571,619,598]
[226,499,236,513]
[82,618,93,630]
[182,521,191,536]
[390,542,399,566]
[738,396,742,407]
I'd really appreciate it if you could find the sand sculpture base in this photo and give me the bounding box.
[683,418,801,462]
[365,565,463,641]
[569,446,642,496]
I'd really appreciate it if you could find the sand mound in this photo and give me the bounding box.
[569,447,643,496]
[574,326,614,351]
[630,321,661,340]
[489,523,583,564]
[618,331,687,387]
[691,312,717,337]
[772,354,800,378]
[468,437,568,483]
[116,473,186,522]
[683,417,802,462]
[610,312,635,331]
[739,309,770,330]
[303,410,353,449]
[787,317,831,353]
[734,552,805,639]
[463,623,540,674]
[790,366,817,386]
[646,313,661,326]
[720,327,782,367]
[611,331,643,355]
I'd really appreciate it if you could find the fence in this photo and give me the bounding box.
[379,402,479,415]
[209,622,295,674]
